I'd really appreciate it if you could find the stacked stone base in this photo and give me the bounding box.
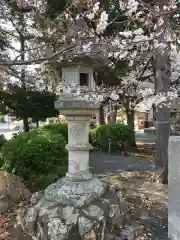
[17,185,129,240]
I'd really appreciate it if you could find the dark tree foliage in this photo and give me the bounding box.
[1,86,58,129]
[28,90,59,123]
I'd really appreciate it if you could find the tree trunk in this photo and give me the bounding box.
[105,113,109,124]
[99,104,105,125]
[155,104,170,185]
[111,105,118,124]
[36,121,39,128]
[155,56,170,184]
[126,109,136,147]
[154,2,170,184]
[23,117,29,132]
[20,13,29,133]
[111,111,117,124]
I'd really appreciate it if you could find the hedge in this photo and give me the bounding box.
[92,124,134,152]
[1,129,68,190]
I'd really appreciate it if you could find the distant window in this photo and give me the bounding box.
[80,73,88,86]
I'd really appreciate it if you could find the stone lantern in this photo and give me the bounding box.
[17,25,128,240]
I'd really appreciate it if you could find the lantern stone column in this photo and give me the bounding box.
[66,114,92,181]
[44,95,106,207]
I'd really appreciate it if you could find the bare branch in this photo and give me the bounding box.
[0,45,76,66]
[138,57,153,80]
[12,43,48,62]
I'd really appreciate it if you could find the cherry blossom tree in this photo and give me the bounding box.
[0,0,62,131]
[1,0,180,182]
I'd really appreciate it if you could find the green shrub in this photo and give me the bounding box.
[12,130,38,141]
[41,123,68,143]
[28,168,67,190]
[1,130,68,190]
[89,128,98,147]
[94,124,133,152]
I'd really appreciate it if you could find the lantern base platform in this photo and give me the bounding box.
[44,176,107,207]
[17,184,130,240]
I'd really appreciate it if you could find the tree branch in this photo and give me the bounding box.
[137,57,153,80]
[0,45,76,66]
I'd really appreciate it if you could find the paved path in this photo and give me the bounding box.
[136,131,156,145]
[90,151,155,175]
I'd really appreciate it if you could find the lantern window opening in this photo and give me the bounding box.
[80,72,89,87]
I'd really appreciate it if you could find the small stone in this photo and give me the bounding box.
[79,214,106,240]
[0,195,10,214]
[17,206,38,236]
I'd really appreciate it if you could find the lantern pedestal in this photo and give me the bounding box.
[44,98,106,207]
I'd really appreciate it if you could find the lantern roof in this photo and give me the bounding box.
[50,48,108,70]
[47,19,108,70]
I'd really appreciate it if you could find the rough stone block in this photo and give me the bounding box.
[17,186,127,240]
